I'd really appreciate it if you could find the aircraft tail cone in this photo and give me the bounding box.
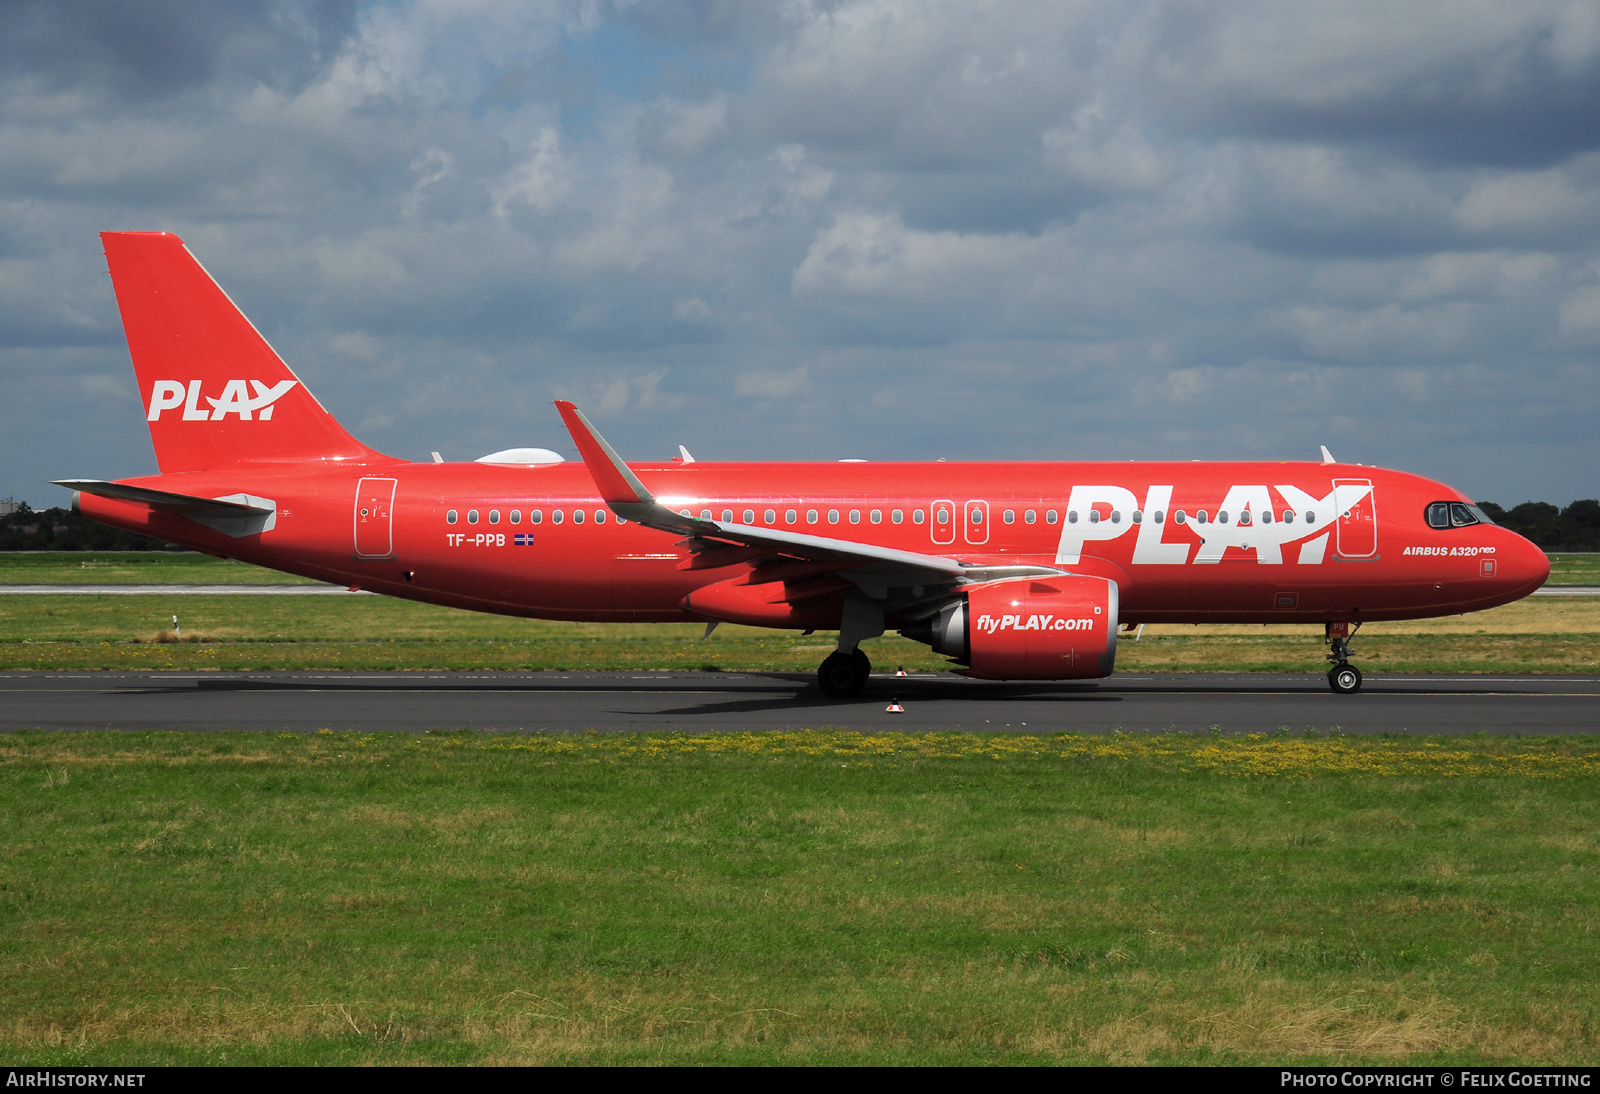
[894,666,908,677]
[886,699,904,713]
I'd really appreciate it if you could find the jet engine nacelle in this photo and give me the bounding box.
[904,576,1119,681]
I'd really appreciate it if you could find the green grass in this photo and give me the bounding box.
[0,552,322,585]
[1,552,1594,674]
[2,730,1596,1065]
[1546,554,1600,585]
[1,593,1597,673]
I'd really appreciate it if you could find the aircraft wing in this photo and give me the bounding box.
[554,401,1061,598]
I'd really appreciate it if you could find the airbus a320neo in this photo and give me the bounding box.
[59,233,1550,696]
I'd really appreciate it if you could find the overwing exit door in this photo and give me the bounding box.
[931,499,955,545]
[354,477,397,559]
[965,499,989,545]
[1332,478,1376,558]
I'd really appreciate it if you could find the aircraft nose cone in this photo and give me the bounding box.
[1502,532,1550,594]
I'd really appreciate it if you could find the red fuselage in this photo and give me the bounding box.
[77,458,1549,627]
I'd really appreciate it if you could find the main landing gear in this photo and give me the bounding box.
[1326,621,1364,694]
[818,649,872,698]
[816,592,885,698]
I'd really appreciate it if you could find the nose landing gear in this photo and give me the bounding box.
[1326,621,1364,693]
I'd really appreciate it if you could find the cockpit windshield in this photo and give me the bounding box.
[1427,501,1496,529]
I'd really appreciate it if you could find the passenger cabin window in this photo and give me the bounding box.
[489,510,500,524]
[891,509,903,524]
[1088,510,1099,524]
[1174,510,1187,524]
[1196,510,1209,524]
[595,510,606,524]
[744,510,755,524]
[531,510,543,524]
[701,510,713,521]
[446,510,458,525]
[828,509,840,524]
[1068,511,1079,523]
[1305,511,1315,523]
[467,510,479,525]
[1217,511,1228,524]
[765,510,776,524]
[1045,510,1058,524]
[870,509,882,524]
[1132,510,1142,523]
[1110,510,1121,523]
[786,509,797,523]
[912,509,925,524]
[1003,509,1015,524]
[573,509,585,524]
[807,509,819,524]
[849,509,860,524]
[510,510,521,524]
[1024,510,1036,524]
[936,507,950,524]
[1154,510,1164,523]
[552,510,563,524]
[1282,511,1293,523]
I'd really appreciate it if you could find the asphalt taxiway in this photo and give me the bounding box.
[2,671,1596,735]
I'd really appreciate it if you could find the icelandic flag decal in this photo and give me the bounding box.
[514,533,535,546]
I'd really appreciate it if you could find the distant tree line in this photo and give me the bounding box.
[1,496,1596,552]
[1477,499,1600,551]
[0,502,175,551]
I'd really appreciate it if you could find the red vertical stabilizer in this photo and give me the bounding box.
[101,231,395,474]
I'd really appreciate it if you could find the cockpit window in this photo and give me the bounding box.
[1428,501,1494,529]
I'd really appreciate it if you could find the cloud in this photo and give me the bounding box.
[736,365,807,399]
[2,0,1600,510]
[791,212,1038,300]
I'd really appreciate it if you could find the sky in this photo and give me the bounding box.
[2,0,1598,509]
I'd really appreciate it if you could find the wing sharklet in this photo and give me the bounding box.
[555,402,969,580]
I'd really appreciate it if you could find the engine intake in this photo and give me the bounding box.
[901,576,1119,680]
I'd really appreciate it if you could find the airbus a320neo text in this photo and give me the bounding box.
[60,233,1549,696]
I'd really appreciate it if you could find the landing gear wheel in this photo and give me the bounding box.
[1328,665,1363,694]
[818,650,871,698]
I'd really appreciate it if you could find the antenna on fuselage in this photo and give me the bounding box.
[1320,445,1336,465]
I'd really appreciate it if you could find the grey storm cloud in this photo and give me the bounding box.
[1,0,1597,509]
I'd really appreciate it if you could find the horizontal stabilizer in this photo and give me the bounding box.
[56,479,268,512]
[56,479,277,539]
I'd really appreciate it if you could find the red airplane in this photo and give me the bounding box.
[59,232,1550,696]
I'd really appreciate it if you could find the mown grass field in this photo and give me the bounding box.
[2,730,1597,1065]
[1547,553,1600,584]
[1,589,1596,673]
[0,553,322,585]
